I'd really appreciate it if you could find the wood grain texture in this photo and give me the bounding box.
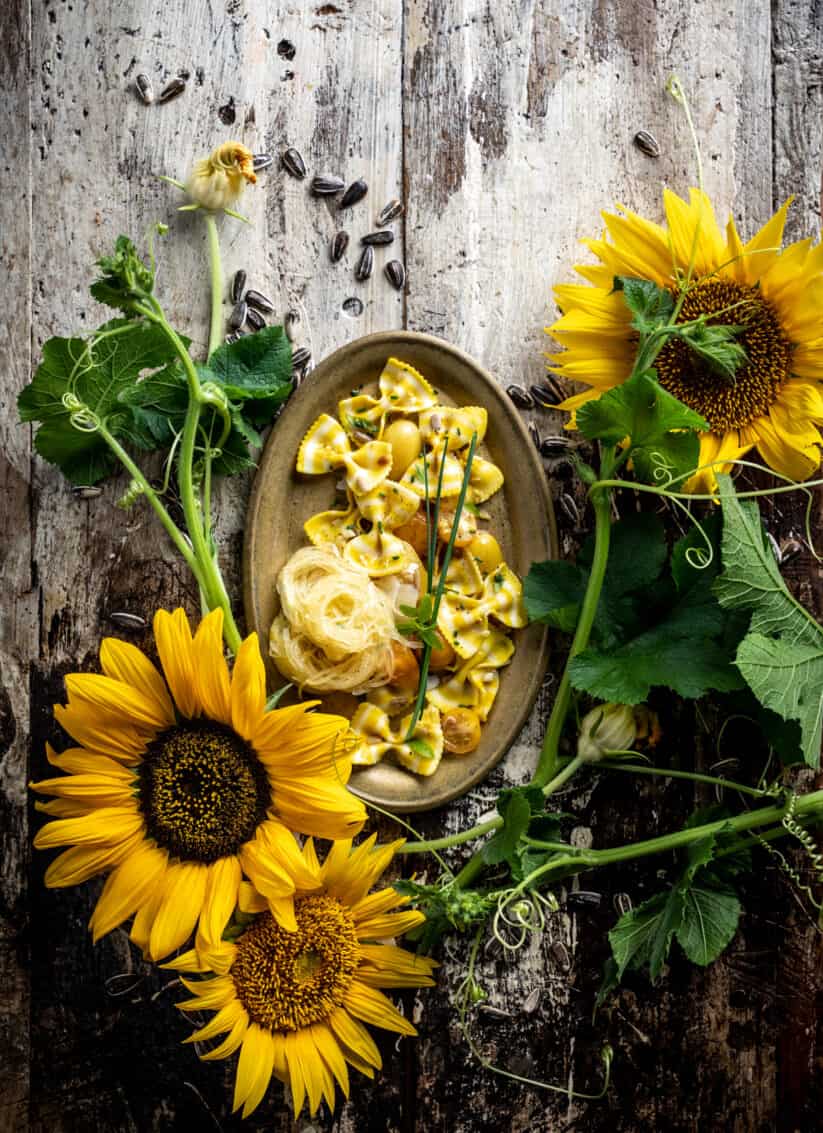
[2,0,822,1130]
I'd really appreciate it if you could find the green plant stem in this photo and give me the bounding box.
[204,214,223,359]
[602,760,776,800]
[541,753,586,796]
[532,487,612,787]
[96,420,203,585]
[400,817,502,855]
[140,303,242,653]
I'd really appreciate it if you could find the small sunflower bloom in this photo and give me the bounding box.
[30,608,366,962]
[186,141,257,212]
[167,836,437,1119]
[547,190,823,490]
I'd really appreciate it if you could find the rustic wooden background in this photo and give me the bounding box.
[3,1,823,1130]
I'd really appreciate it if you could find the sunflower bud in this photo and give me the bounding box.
[186,141,257,211]
[577,703,637,762]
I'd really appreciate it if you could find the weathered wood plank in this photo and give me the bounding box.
[0,2,33,1129]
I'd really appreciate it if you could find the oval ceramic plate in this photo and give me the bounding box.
[243,331,557,812]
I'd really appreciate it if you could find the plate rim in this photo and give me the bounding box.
[243,329,558,812]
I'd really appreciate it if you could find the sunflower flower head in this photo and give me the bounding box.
[167,836,437,1118]
[30,608,366,962]
[547,190,823,490]
[186,141,257,212]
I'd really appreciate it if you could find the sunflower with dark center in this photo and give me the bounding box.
[546,189,823,490]
[31,607,366,962]
[166,836,437,1118]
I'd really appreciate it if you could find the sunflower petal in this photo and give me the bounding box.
[273,777,366,841]
[90,841,169,941]
[231,633,266,741]
[148,861,209,961]
[195,856,242,955]
[33,807,144,850]
[64,673,168,731]
[357,943,438,988]
[192,608,231,724]
[344,982,416,1035]
[43,831,142,888]
[184,998,245,1044]
[233,1023,274,1117]
[199,1014,249,1061]
[327,1007,383,1069]
[99,638,175,725]
[283,1031,307,1115]
[311,1022,350,1098]
[153,608,199,719]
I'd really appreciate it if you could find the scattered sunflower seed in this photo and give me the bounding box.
[339,178,368,209]
[277,38,296,60]
[355,245,374,281]
[331,231,350,262]
[521,988,542,1015]
[291,346,312,370]
[108,611,148,630]
[567,889,602,908]
[71,485,103,499]
[766,530,782,563]
[252,153,273,172]
[134,74,154,105]
[384,260,405,290]
[780,537,804,563]
[284,311,300,341]
[376,198,403,227]
[528,421,541,451]
[361,230,393,246]
[245,289,274,314]
[506,384,534,410]
[157,77,187,104]
[228,299,248,331]
[540,435,573,459]
[613,892,633,917]
[531,383,564,410]
[246,307,266,331]
[551,941,571,970]
[342,296,364,317]
[231,269,246,303]
[634,129,661,158]
[281,148,307,180]
[559,492,580,525]
[311,174,344,196]
[226,331,243,344]
[478,1005,514,1019]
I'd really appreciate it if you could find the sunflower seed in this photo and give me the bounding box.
[252,153,273,172]
[567,889,602,908]
[521,988,541,1015]
[528,421,541,451]
[531,383,564,410]
[550,941,571,970]
[342,296,364,317]
[277,38,296,60]
[506,384,534,410]
[225,331,242,343]
[105,971,146,998]
[355,245,374,281]
[376,198,403,227]
[245,289,274,314]
[311,174,344,196]
[229,300,247,331]
[384,260,405,290]
[540,435,573,459]
[780,537,804,564]
[108,611,147,630]
[478,1005,514,1019]
[634,129,661,158]
[766,530,782,563]
[284,310,300,341]
[281,147,307,180]
[135,74,154,105]
[331,231,350,262]
[158,77,187,104]
[559,492,580,525]
[246,307,266,331]
[361,230,394,247]
[71,485,103,499]
[231,269,246,303]
[339,178,368,209]
[291,346,312,370]
[613,892,633,917]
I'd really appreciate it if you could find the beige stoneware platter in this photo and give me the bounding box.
[243,331,557,812]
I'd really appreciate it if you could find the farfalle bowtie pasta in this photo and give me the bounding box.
[270,354,524,777]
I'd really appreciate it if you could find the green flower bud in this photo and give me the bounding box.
[577,703,637,762]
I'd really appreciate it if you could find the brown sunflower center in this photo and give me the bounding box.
[231,896,360,1032]
[138,723,270,863]
[654,279,792,431]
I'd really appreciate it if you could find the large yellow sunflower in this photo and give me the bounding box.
[166,835,436,1118]
[547,189,823,489]
[31,607,366,961]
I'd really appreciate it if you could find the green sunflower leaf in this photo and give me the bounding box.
[613,276,675,335]
[576,370,708,484]
[714,474,823,767]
